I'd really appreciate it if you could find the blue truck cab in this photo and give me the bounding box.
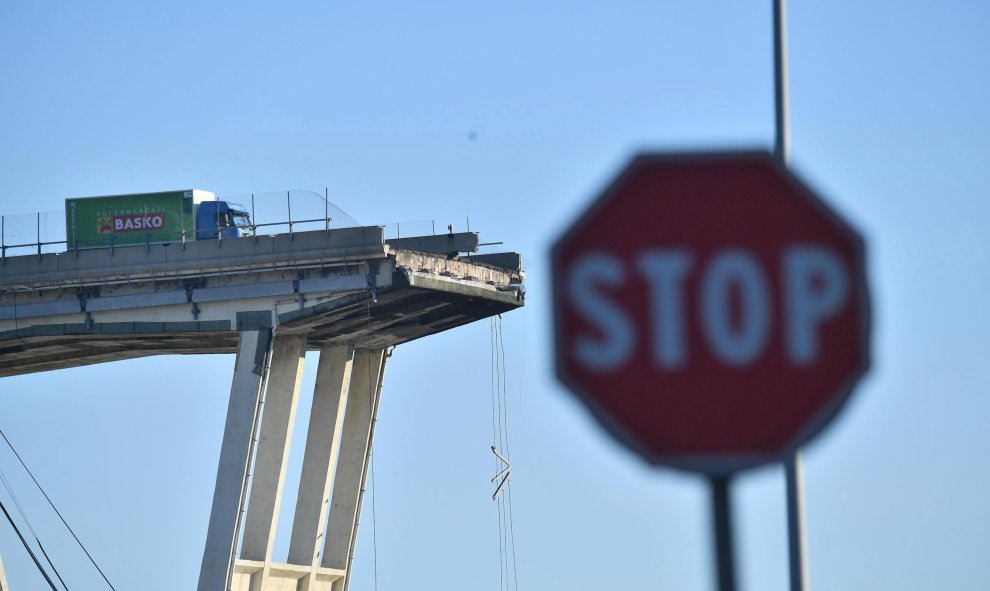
[196,200,253,239]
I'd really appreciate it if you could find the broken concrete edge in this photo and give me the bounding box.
[393,269,525,306]
[391,250,524,285]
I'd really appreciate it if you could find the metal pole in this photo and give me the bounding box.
[774,0,808,589]
[287,190,293,237]
[36,212,41,256]
[711,475,737,591]
[786,452,810,591]
[325,187,330,232]
[214,195,222,245]
[774,0,790,166]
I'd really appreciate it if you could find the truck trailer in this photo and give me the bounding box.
[65,189,252,249]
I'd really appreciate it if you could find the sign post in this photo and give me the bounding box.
[711,474,737,591]
[771,0,813,587]
[551,151,870,589]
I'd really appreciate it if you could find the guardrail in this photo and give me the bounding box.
[0,189,474,262]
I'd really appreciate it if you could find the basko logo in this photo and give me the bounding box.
[97,213,166,234]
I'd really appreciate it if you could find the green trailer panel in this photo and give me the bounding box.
[65,190,196,248]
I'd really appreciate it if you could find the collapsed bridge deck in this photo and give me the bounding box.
[0,226,525,377]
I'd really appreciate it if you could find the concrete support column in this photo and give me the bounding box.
[239,334,308,579]
[0,549,9,591]
[199,325,273,591]
[287,345,354,588]
[322,349,386,588]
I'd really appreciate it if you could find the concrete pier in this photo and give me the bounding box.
[322,350,385,577]
[287,345,354,577]
[198,325,273,591]
[228,348,386,591]
[240,334,307,573]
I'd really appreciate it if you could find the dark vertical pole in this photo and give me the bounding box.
[287,190,293,238]
[711,475,737,591]
[774,0,789,165]
[786,453,809,591]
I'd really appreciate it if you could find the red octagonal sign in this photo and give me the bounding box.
[552,151,870,474]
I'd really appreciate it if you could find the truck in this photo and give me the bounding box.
[65,189,252,249]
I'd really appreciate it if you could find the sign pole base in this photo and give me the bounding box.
[710,475,737,591]
[786,451,809,591]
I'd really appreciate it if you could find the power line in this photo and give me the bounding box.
[0,429,117,591]
[0,466,68,590]
[36,540,70,591]
[0,497,58,591]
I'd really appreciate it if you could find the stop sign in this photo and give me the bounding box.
[552,151,870,474]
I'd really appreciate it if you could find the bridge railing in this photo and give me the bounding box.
[0,190,470,260]
[0,211,65,257]
[222,189,360,238]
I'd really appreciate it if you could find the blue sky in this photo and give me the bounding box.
[1,0,989,589]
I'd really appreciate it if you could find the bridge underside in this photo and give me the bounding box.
[0,274,520,377]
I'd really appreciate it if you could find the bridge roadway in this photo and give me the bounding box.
[0,226,524,591]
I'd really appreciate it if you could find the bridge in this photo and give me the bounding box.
[0,226,525,590]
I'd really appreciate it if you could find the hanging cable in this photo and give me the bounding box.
[368,290,379,591]
[348,286,389,591]
[490,319,506,591]
[0,465,69,590]
[490,315,519,590]
[367,346,393,591]
[36,542,69,591]
[495,317,512,589]
[0,429,117,591]
[0,496,59,591]
[371,445,379,591]
[498,315,519,591]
